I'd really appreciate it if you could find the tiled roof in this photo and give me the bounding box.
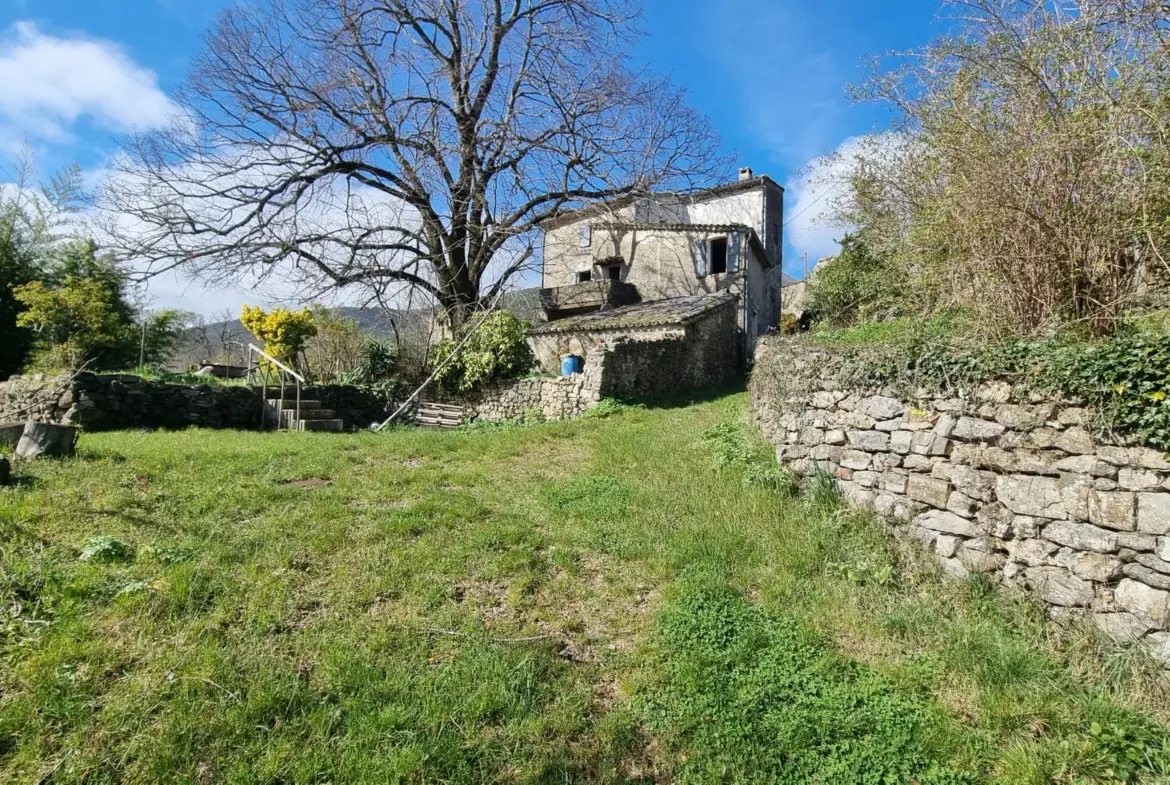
[528,292,736,335]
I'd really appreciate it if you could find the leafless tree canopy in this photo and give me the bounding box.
[99,0,726,324]
[813,0,1170,337]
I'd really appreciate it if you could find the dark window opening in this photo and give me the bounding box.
[575,270,591,283]
[709,237,728,275]
[771,221,779,246]
[603,264,622,280]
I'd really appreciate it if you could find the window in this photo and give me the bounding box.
[709,236,728,275]
[771,221,779,246]
[578,224,591,248]
[575,270,592,283]
[603,264,621,280]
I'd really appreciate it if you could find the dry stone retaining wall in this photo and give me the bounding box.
[749,337,1170,667]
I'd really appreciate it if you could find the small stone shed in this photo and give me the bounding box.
[527,292,739,398]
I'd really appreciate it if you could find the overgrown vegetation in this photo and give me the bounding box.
[2,392,1166,783]
[432,310,535,391]
[808,0,1170,339]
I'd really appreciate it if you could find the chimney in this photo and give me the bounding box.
[738,167,754,181]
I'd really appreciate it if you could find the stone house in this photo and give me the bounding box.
[535,168,795,372]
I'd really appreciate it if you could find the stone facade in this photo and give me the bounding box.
[749,336,1170,667]
[0,373,393,432]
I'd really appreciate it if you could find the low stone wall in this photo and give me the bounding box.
[749,337,1170,666]
[440,353,605,422]
[0,373,393,432]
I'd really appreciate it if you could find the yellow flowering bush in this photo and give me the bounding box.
[240,305,318,366]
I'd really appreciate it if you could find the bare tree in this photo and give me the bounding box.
[99,0,726,326]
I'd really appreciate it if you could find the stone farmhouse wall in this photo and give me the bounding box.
[749,337,1170,666]
[0,373,393,432]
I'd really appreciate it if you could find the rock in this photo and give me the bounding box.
[934,534,961,558]
[847,430,890,452]
[1025,567,1094,607]
[779,444,809,461]
[889,431,913,455]
[1134,553,1170,575]
[1143,632,1170,668]
[1094,478,1119,491]
[1054,455,1117,478]
[1093,612,1153,645]
[1132,448,1170,471]
[939,557,969,580]
[1009,539,1059,567]
[812,390,845,408]
[1098,446,1130,466]
[1115,579,1170,627]
[1117,532,1158,552]
[952,417,1006,443]
[1058,474,1093,522]
[810,445,842,462]
[1057,407,1090,426]
[996,474,1065,518]
[1012,450,1063,475]
[857,395,904,421]
[15,423,78,460]
[881,471,909,495]
[996,404,1042,429]
[1055,427,1095,455]
[1026,428,1062,449]
[1012,515,1041,538]
[1087,491,1136,532]
[907,474,952,509]
[902,454,935,471]
[800,427,825,446]
[945,465,997,502]
[977,381,1012,404]
[910,431,950,456]
[824,429,847,446]
[872,453,902,471]
[1119,468,1162,491]
[841,450,871,471]
[934,414,958,438]
[1136,493,1170,535]
[855,470,879,489]
[976,503,1015,537]
[1069,552,1123,582]
[1124,564,1170,591]
[874,418,903,432]
[1159,537,1170,562]
[958,545,1005,573]
[1041,521,1119,553]
[913,509,979,537]
[946,491,978,518]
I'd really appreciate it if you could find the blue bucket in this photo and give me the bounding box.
[561,355,583,375]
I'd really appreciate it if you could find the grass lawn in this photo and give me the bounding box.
[2,389,1169,784]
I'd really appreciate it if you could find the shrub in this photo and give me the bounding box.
[432,310,534,391]
[807,234,903,327]
[240,305,317,367]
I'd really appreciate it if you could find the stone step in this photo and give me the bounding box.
[279,409,337,426]
[266,399,323,411]
[295,419,345,433]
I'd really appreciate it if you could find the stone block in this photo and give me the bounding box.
[1115,579,1170,627]
[800,427,825,447]
[872,452,902,471]
[976,502,1014,535]
[1136,493,1170,535]
[824,429,846,446]
[847,430,890,452]
[1009,538,1058,567]
[995,404,1041,429]
[840,450,871,470]
[889,430,913,455]
[1093,612,1153,645]
[1025,567,1094,607]
[935,534,961,558]
[1124,564,1170,591]
[1119,468,1162,491]
[1117,532,1158,552]
[946,491,979,518]
[1132,448,1170,471]
[1098,446,1130,466]
[958,545,1005,573]
[940,557,969,580]
[907,474,951,509]
[881,471,909,495]
[913,509,978,537]
[1041,521,1119,553]
[855,470,879,489]
[1069,552,1123,582]
[977,380,1012,403]
[1026,428,1061,449]
[902,454,935,472]
[1087,491,1136,532]
[875,418,903,432]
[946,465,997,502]
[1134,552,1170,575]
[1054,455,1117,478]
[952,417,1006,442]
[1054,427,1095,455]
[996,474,1065,518]
[1159,537,1170,562]
[857,395,904,421]
[810,444,843,463]
[1143,632,1170,668]
[934,414,958,438]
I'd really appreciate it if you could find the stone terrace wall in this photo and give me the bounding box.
[749,336,1170,667]
[0,373,393,431]
[441,352,605,422]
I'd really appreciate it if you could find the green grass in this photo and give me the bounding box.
[1,390,1168,783]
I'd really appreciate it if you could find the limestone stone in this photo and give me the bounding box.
[1134,553,1170,575]
[836,467,854,482]
[1095,478,1120,492]
[1115,579,1170,627]
[1025,567,1094,607]
[1132,447,1170,471]
[996,404,1041,429]
[889,430,913,455]
[910,430,950,457]
[872,453,902,471]
[811,390,845,409]
[1009,539,1058,567]
[1013,450,1063,475]
[841,450,872,471]
[810,445,843,462]
[902,454,935,471]
[952,417,1006,442]
[913,509,979,537]
[857,395,904,421]
[946,491,979,518]
[907,474,951,509]
[1041,521,1119,554]
[934,414,958,438]
[1087,491,1137,532]
[1059,474,1094,521]
[958,545,1005,573]
[1054,427,1094,455]
[1026,428,1061,449]
[1124,564,1170,591]
[1159,537,1170,562]
[939,557,969,580]
[881,471,909,495]
[1136,493,1170,535]
[1057,407,1090,426]
[824,429,846,446]
[874,418,903,432]
[976,503,1015,537]
[996,474,1065,518]
[1098,446,1130,466]
[838,411,878,430]
[1012,515,1041,538]
[977,380,1012,404]
[1093,612,1153,645]
[1054,455,1117,478]
[779,444,809,461]
[1143,632,1170,668]
[1117,532,1158,552]
[944,465,997,502]
[934,534,961,559]
[1119,468,1162,491]
[1069,552,1124,582]
[855,470,879,489]
[847,430,890,452]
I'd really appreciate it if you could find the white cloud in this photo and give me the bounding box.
[783,135,870,278]
[0,22,178,145]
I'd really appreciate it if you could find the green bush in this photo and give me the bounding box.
[808,234,904,327]
[432,310,535,391]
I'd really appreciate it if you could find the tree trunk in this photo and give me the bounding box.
[15,422,78,460]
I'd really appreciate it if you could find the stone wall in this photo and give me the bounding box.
[440,352,605,422]
[0,373,393,432]
[749,336,1170,667]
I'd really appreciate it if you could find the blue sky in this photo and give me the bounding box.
[0,0,942,314]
